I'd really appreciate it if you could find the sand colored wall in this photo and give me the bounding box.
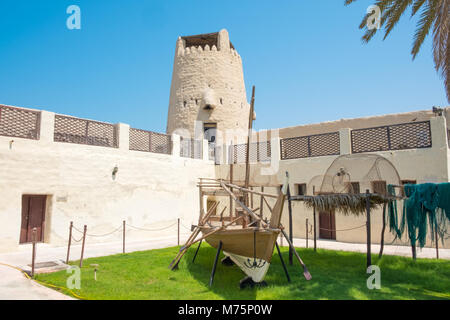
[166,29,250,140]
[277,108,450,139]
[215,116,450,249]
[0,110,215,253]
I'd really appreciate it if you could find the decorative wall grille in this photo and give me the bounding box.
[0,105,40,140]
[129,128,172,155]
[280,132,340,160]
[180,138,202,159]
[54,115,117,148]
[351,121,432,153]
[230,141,271,164]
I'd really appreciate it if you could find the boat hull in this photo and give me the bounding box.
[203,228,279,282]
[224,251,270,283]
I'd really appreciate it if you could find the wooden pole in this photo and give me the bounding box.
[260,186,264,219]
[280,228,312,280]
[306,218,309,249]
[313,186,317,252]
[66,221,73,264]
[177,218,180,246]
[365,190,372,268]
[379,202,387,259]
[435,220,439,259]
[199,185,204,221]
[244,86,256,205]
[287,183,293,265]
[229,163,233,218]
[31,228,37,278]
[79,225,87,268]
[123,220,126,254]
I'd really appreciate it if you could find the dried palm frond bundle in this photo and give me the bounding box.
[298,193,388,216]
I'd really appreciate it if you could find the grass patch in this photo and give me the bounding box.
[35,244,450,300]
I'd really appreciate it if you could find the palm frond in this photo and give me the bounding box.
[301,194,388,216]
[432,0,450,100]
[346,0,449,102]
[411,0,427,16]
[411,0,438,59]
[383,0,414,40]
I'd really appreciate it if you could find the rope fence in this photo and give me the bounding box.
[318,224,366,233]
[66,218,194,267]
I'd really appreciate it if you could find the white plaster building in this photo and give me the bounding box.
[0,29,449,254]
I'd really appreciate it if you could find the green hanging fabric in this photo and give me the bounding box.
[387,184,402,239]
[402,183,450,249]
[437,183,450,220]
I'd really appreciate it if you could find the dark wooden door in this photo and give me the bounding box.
[319,210,336,240]
[20,195,46,243]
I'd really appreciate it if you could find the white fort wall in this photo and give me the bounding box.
[215,115,450,249]
[1,104,449,253]
[0,109,215,253]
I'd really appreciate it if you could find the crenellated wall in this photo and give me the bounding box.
[166,29,250,140]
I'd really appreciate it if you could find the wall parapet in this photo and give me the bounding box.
[351,121,432,153]
[54,114,118,148]
[180,137,203,159]
[280,132,340,160]
[129,128,172,155]
[0,104,41,140]
[228,141,271,164]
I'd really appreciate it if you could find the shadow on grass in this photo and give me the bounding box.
[36,244,450,300]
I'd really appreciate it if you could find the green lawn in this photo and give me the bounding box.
[35,244,450,300]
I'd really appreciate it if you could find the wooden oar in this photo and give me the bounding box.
[280,227,312,280]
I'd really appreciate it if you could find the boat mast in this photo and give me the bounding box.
[244,86,256,206]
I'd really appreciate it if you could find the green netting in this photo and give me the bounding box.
[386,185,402,239]
[388,183,450,249]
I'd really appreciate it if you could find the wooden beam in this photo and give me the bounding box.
[220,181,268,228]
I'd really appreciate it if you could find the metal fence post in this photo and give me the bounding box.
[177,218,180,246]
[66,221,73,264]
[306,218,309,249]
[31,228,37,278]
[365,190,372,268]
[123,220,126,254]
[79,225,87,268]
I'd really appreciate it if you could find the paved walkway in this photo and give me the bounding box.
[287,238,449,259]
[0,235,448,300]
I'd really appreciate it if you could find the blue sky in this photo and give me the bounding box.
[0,0,447,133]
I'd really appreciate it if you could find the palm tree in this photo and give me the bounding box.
[345,0,449,102]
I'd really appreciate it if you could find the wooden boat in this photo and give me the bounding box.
[169,87,311,286]
[198,180,286,282]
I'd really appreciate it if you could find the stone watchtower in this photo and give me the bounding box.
[166,29,252,144]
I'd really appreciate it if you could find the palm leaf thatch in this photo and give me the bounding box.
[298,193,388,216]
[345,0,450,102]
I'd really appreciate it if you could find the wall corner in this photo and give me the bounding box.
[39,111,55,143]
[116,123,130,150]
[339,128,352,155]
